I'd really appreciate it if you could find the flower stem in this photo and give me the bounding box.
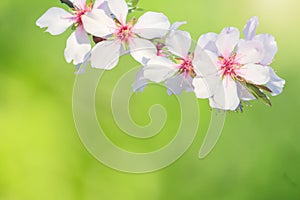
[60,0,74,8]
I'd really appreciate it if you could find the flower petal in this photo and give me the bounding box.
[169,21,187,31]
[266,67,285,96]
[82,9,115,38]
[166,74,194,95]
[165,30,191,58]
[243,16,259,40]
[64,27,91,65]
[236,82,255,101]
[72,0,86,9]
[211,78,240,111]
[236,39,264,64]
[254,34,278,65]
[93,0,106,10]
[132,67,149,92]
[90,40,121,70]
[143,56,177,83]
[216,27,240,58]
[75,54,90,74]
[238,64,270,85]
[193,75,219,99]
[193,47,218,77]
[129,38,157,64]
[197,32,218,50]
[132,12,170,39]
[107,0,128,24]
[36,7,74,35]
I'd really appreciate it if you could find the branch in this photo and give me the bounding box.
[60,0,74,8]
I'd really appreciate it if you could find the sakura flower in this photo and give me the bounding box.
[243,16,285,96]
[132,21,187,93]
[193,27,271,110]
[143,30,196,95]
[81,0,170,70]
[36,0,106,65]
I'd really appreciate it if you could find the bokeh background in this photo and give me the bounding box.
[1,0,300,199]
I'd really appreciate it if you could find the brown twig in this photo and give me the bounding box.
[60,0,74,8]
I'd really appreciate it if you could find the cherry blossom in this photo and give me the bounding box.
[142,30,195,95]
[81,0,170,70]
[36,0,106,65]
[243,16,285,96]
[36,0,285,112]
[193,26,271,110]
[133,22,192,95]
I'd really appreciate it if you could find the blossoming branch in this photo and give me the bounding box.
[36,0,285,111]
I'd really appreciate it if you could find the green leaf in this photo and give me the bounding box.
[241,82,272,107]
[256,84,273,93]
[133,7,144,12]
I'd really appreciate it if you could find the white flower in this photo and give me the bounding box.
[193,27,271,110]
[132,21,187,93]
[81,0,170,70]
[36,0,105,65]
[143,30,196,95]
[243,16,285,96]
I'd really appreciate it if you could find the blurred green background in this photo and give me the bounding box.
[1,0,300,199]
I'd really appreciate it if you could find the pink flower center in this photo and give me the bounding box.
[74,5,92,25]
[218,54,241,79]
[115,25,133,42]
[177,58,196,78]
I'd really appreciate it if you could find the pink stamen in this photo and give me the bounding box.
[177,58,195,79]
[218,54,241,79]
[74,5,92,25]
[115,24,133,42]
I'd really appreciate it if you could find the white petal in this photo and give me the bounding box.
[132,12,170,39]
[75,55,90,74]
[236,82,255,101]
[193,75,219,99]
[82,9,115,38]
[239,64,270,85]
[254,34,278,65]
[93,0,111,17]
[211,78,240,111]
[64,28,91,65]
[72,0,86,9]
[216,27,240,58]
[193,47,218,77]
[143,56,177,83]
[169,21,187,31]
[236,39,264,64]
[243,16,259,40]
[107,0,128,24]
[90,40,121,70]
[266,67,285,96]
[132,68,149,92]
[165,30,191,58]
[93,0,106,10]
[197,32,218,50]
[165,74,194,95]
[129,38,157,64]
[36,7,74,35]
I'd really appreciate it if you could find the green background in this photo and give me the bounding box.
[1,0,299,199]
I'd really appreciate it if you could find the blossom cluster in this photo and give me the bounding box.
[36,0,285,111]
